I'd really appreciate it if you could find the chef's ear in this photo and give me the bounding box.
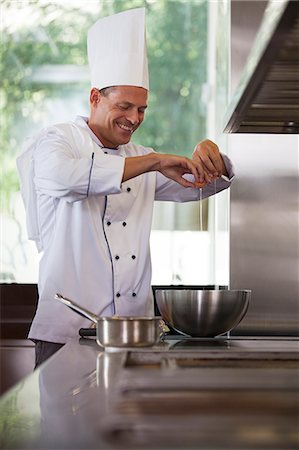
[90,88,101,106]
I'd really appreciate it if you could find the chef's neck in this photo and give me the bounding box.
[87,120,119,150]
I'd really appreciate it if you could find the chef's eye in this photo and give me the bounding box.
[118,104,129,111]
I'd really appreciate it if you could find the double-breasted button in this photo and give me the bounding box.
[122,222,127,227]
[104,151,108,154]
[127,187,131,192]
[132,255,136,260]
[107,221,111,226]
[116,293,120,298]
[132,292,136,297]
[115,255,119,260]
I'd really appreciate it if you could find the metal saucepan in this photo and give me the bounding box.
[154,289,251,337]
[55,293,163,349]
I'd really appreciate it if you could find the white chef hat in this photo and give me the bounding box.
[87,8,149,91]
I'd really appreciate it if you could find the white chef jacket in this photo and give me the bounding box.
[17,116,234,344]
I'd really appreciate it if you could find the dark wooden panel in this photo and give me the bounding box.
[0,340,35,394]
[0,284,38,339]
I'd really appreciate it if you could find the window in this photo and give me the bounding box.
[1,0,230,285]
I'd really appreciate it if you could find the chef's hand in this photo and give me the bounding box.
[192,139,228,187]
[123,153,206,188]
[156,153,206,188]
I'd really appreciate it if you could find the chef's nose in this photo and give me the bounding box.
[126,108,139,125]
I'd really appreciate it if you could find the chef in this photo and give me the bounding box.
[17,8,234,367]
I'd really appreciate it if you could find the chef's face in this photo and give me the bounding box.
[89,86,148,148]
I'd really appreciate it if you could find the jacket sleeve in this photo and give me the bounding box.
[154,153,235,202]
[34,128,125,202]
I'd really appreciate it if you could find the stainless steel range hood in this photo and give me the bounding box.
[224,0,299,134]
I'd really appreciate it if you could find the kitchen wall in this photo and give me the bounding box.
[229,0,299,335]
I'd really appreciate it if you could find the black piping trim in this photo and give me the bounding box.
[86,152,95,197]
[102,196,116,315]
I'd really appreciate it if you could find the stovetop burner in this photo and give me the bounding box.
[165,334,299,341]
[168,339,233,349]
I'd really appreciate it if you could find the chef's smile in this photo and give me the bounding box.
[116,122,135,134]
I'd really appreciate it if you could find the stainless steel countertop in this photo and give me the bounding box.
[0,337,298,449]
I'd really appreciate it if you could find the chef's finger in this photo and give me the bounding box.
[197,151,219,176]
[204,141,224,174]
[193,148,216,178]
[191,155,208,183]
[182,159,202,183]
[204,170,214,184]
[198,164,213,184]
[195,140,223,176]
[193,155,218,184]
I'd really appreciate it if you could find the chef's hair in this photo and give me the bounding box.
[99,86,116,97]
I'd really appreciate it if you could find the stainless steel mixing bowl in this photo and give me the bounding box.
[154,289,251,337]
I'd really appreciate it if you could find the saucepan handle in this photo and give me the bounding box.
[79,328,96,337]
[55,293,99,324]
